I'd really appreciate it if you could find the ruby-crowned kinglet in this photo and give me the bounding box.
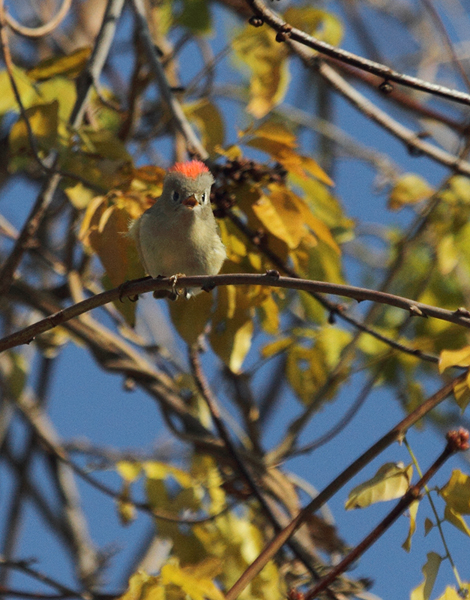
[129,160,226,297]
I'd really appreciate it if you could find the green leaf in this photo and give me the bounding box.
[175,0,211,33]
[0,351,28,399]
[345,462,413,510]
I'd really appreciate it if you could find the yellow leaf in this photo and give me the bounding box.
[345,462,413,510]
[233,27,289,118]
[184,100,225,155]
[444,505,470,537]
[10,101,59,156]
[210,286,254,372]
[64,182,96,209]
[261,337,293,358]
[440,470,470,514]
[434,585,470,600]
[0,351,28,399]
[118,571,163,600]
[117,461,142,483]
[169,292,215,345]
[437,235,459,275]
[300,155,334,186]
[245,120,297,148]
[251,193,298,249]
[410,552,442,600]
[402,499,419,552]
[453,375,470,412]
[388,174,433,211]
[439,346,470,372]
[27,47,92,81]
[0,67,36,114]
[161,559,225,600]
[117,483,136,525]
[284,6,343,46]
[258,293,279,335]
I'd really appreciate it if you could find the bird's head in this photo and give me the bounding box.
[161,160,214,213]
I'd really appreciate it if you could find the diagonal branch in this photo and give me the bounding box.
[225,373,466,600]
[246,0,470,107]
[129,0,208,159]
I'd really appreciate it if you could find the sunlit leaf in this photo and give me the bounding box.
[345,462,413,510]
[9,101,59,158]
[440,470,470,514]
[184,100,224,155]
[233,27,290,118]
[439,346,470,372]
[410,552,442,600]
[27,47,92,81]
[117,461,143,482]
[118,571,163,600]
[453,375,470,412]
[402,499,419,552]
[64,182,96,209]
[161,558,224,600]
[444,505,470,537]
[388,174,433,211]
[210,286,254,372]
[0,67,36,114]
[284,6,343,46]
[434,585,470,600]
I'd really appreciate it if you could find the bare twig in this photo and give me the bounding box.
[246,0,470,107]
[2,273,470,355]
[3,0,72,38]
[129,0,208,159]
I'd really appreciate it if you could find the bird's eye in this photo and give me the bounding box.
[201,192,206,203]
[172,191,180,202]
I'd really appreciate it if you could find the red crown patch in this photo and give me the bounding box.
[168,160,210,178]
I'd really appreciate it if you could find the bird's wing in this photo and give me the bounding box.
[128,216,150,275]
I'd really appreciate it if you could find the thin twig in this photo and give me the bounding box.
[129,0,208,159]
[4,0,72,38]
[246,0,470,107]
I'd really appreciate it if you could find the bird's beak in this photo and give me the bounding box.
[182,195,198,208]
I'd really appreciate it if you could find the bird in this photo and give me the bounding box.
[128,160,226,298]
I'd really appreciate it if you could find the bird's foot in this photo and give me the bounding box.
[168,273,189,300]
[118,275,152,302]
